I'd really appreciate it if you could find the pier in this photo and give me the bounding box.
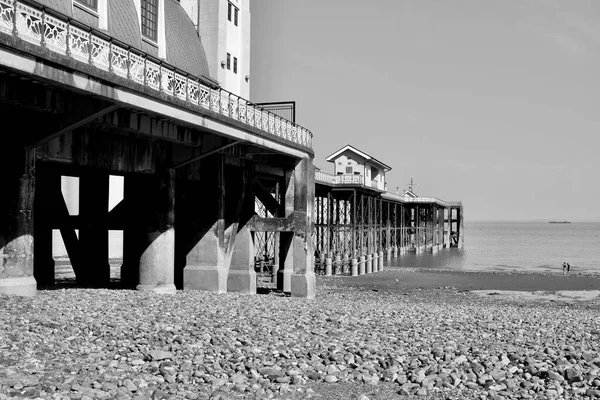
[0,0,462,297]
[312,145,463,276]
[0,0,314,297]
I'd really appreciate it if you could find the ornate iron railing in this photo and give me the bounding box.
[315,171,367,186]
[315,172,458,206]
[0,0,313,149]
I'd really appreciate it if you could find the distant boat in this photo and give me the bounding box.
[549,221,571,224]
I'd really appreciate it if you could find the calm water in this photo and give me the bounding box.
[387,221,600,275]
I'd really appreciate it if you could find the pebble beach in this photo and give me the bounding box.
[2,269,600,400]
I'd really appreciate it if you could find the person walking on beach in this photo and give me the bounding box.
[563,262,567,276]
[567,262,571,274]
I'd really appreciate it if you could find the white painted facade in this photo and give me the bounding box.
[326,146,390,191]
[181,0,251,98]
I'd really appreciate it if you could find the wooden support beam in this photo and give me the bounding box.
[28,104,120,148]
[173,140,243,169]
[246,208,310,233]
[54,191,82,278]
[253,179,281,216]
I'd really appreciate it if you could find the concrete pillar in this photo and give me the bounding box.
[334,254,341,275]
[289,157,316,298]
[366,253,372,273]
[227,226,256,294]
[0,146,37,296]
[379,250,385,271]
[135,168,176,294]
[386,247,392,261]
[227,163,257,294]
[351,258,358,276]
[278,168,295,292]
[393,246,398,258]
[182,156,228,293]
[358,255,365,275]
[325,257,332,276]
[78,170,110,287]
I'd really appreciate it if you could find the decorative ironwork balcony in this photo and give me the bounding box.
[334,174,362,185]
[315,172,456,206]
[315,172,365,187]
[0,0,313,149]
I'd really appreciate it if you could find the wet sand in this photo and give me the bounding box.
[322,267,600,292]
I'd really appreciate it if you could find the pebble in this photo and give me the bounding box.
[0,278,599,399]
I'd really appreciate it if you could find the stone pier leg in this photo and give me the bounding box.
[277,168,295,292]
[126,170,176,294]
[0,146,37,296]
[79,171,110,287]
[284,157,316,298]
[358,255,365,275]
[182,156,228,293]
[227,227,256,293]
[227,163,257,294]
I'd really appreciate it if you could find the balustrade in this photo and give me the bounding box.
[0,0,313,149]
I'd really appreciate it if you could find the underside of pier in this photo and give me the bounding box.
[0,39,315,297]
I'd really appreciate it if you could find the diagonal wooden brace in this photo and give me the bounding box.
[253,180,281,216]
[27,104,120,148]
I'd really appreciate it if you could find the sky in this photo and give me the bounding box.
[249,0,600,222]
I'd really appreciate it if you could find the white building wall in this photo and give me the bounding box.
[182,0,250,98]
[226,0,241,95]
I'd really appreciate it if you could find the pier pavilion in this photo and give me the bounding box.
[0,0,315,297]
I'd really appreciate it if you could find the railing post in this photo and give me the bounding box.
[11,0,17,37]
[40,9,46,48]
[143,56,147,87]
[126,49,131,80]
[65,19,70,57]
[108,40,113,73]
[185,76,189,103]
[158,63,163,93]
[87,29,93,66]
[228,92,232,118]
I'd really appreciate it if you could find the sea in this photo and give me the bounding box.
[387,221,600,275]
[51,221,600,277]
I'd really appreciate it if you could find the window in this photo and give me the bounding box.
[233,57,237,74]
[141,0,158,41]
[226,53,231,70]
[74,0,97,11]
[228,2,239,26]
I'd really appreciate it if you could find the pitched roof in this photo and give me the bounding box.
[325,144,392,171]
[165,0,210,78]
[108,0,142,48]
